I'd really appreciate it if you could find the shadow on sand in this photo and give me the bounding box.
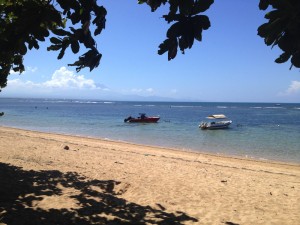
[0,162,198,224]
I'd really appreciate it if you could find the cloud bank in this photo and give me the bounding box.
[3,67,171,100]
[284,80,300,95]
[3,67,110,99]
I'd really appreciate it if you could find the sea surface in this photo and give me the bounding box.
[1,98,300,163]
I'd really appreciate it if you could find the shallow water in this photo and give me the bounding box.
[1,98,299,163]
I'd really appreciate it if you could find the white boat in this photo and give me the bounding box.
[199,114,232,130]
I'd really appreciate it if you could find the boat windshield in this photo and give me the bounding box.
[206,114,227,119]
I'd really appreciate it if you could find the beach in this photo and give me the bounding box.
[0,126,299,225]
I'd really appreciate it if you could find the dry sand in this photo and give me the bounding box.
[0,126,299,225]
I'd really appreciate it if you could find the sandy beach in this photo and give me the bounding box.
[0,126,299,225]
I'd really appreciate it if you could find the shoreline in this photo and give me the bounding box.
[1,126,300,224]
[1,125,299,167]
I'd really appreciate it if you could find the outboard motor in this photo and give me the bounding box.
[124,116,132,122]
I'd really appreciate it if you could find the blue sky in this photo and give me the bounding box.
[2,0,300,102]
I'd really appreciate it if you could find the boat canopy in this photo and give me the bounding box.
[206,114,227,119]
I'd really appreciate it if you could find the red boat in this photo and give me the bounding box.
[124,113,160,123]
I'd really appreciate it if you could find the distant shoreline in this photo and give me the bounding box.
[1,96,300,104]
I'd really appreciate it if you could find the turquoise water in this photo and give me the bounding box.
[1,98,300,163]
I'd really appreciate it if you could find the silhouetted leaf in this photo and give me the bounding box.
[257,23,269,37]
[193,15,210,30]
[179,37,188,53]
[138,0,167,12]
[19,42,27,55]
[269,0,288,10]
[265,10,283,20]
[51,28,70,36]
[57,46,66,59]
[50,37,62,44]
[169,0,179,15]
[167,22,182,38]
[275,52,290,63]
[163,13,181,23]
[259,0,270,10]
[168,43,178,60]
[71,40,79,53]
[47,45,61,51]
[192,0,214,15]
[70,13,81,24]
[34,33,45,42]
[179,0,194,15]
[291,53,300,68]
[158,40,170,55]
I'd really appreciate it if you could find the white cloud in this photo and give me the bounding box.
[3,66,112,99]
[9,70,20,75]
[8,66,108,91]
[8,79,39,88]
[44,67,98,89]
[9,66,38,75]
[280,81,300,96]
[3,67,179,101]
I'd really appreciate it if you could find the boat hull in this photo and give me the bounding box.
[199,120,232,130]
[124,114,160,123]
[126,117,160,123]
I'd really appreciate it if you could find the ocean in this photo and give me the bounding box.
[1,98,299,163]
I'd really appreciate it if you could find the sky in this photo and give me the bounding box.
[2,0,300,103]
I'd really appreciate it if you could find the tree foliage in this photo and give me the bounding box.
[258,0,300,69]
[0,0,299,91]
[138,0,213,60]
[0,0,106,90]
